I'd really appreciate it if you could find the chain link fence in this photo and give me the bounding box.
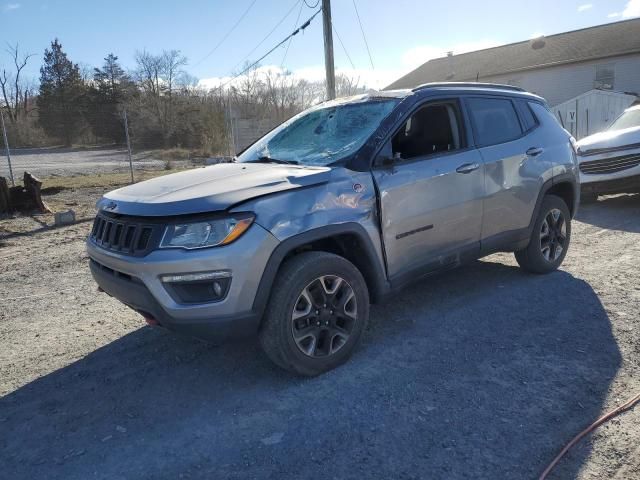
[0,100,286,229]
[0,110,292,188]
[0,111,224,186]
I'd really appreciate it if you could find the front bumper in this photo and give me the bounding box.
[580,173,640,196]
[579,148,640,194]
[87,222,280,340]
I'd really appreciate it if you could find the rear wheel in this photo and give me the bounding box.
[259,251,369,376]
[515,195,571,274]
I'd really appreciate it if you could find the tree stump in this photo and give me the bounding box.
[23,172,50,213]
[0,172,50,214]
[0,176,10,214]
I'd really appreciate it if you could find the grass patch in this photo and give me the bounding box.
[152,148,192,162]
[40,167,190,192]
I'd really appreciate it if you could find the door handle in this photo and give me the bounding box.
[526,147,544,157]
[456,162,480,174]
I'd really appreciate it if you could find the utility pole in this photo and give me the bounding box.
[0,108,15,187]
[322,0,336,100]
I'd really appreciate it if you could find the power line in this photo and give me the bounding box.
[219,8,322,89]
[332,25,355,69]
[303,0,320,7]
[229,0,301,75]
[281,0,305,68]
[351,0,374,69]
[192,0,258,68]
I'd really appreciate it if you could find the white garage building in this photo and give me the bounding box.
[551,89,637,139]
[386,18,640,118]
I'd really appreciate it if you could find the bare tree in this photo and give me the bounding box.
[0,43,35,123]
[162,50,187,98]
[133,49,189,145]
[134,50,163,98]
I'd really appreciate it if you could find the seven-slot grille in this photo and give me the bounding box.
[580,152,640,175]
[90,213,158,255]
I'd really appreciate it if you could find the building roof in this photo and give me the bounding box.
[386,18,640,90]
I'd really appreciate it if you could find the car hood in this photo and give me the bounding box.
[577,126,640,156]
[97,162,331,216]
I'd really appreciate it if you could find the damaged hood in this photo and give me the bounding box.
[577,126,640,156]
[98,162,331,216]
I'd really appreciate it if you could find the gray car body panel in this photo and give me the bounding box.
[372,148,485,279]
[86,84,578,339]
[479,102,572,239]
[87,222,278,320]
[97,163,331,216]
[232,167,387,273]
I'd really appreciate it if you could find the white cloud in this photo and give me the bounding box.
[622,0,640,17]
[199,64,403,91]
[608,11,621,17]
[199,40,501,92]
[577,3,593,12]
[3,3,20,10]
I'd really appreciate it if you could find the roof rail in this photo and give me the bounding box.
[412,82,526,93]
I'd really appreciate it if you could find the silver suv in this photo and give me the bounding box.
[87,83,579,375]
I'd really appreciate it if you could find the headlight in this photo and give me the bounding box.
[160,214,254,249]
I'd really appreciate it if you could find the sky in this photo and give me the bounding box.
[1,0,639,90]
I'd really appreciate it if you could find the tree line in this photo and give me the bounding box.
[0,39,367,154]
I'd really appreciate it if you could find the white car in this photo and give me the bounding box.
[576,104,640,202]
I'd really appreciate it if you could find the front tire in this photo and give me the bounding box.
[259,251,370,376]
[515,195,571,274]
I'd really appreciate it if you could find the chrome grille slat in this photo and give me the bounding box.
[582,157,640,170]
[580,153,640,175]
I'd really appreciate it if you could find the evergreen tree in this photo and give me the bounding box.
[37,39,86,146]
[87,53,135,142]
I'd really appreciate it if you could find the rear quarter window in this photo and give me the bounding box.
[516,100,539,132]
[467,97,523,146]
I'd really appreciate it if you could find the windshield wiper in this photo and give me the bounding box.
[251,156,299,165]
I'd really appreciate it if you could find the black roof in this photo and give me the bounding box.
[387,18,640,90]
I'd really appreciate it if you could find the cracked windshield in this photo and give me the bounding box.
[238,98,399,165]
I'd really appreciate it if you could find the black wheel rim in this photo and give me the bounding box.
[540,208,567,262]
[290,275,357,358]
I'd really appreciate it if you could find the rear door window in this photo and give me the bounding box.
[467,97,523,146]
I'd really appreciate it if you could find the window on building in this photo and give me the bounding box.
[467,97,523,146]
[594,64,615,90]
[391,102,463,160]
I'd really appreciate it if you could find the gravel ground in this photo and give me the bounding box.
[1,146,165,179]
[0,190,639,480]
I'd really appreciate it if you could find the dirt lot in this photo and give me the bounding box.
[0,187,639,480]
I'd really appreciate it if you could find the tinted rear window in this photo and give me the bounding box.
[467,97,523,146]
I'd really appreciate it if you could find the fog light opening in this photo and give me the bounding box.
[161,271,232,304]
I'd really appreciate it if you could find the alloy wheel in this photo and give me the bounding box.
[290,275,357,358]
[540,208,566,262]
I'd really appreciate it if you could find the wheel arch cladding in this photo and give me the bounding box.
[252,223,389,319]
[546,180,576,217]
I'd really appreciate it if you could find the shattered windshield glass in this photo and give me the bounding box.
[237,98,399,166]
